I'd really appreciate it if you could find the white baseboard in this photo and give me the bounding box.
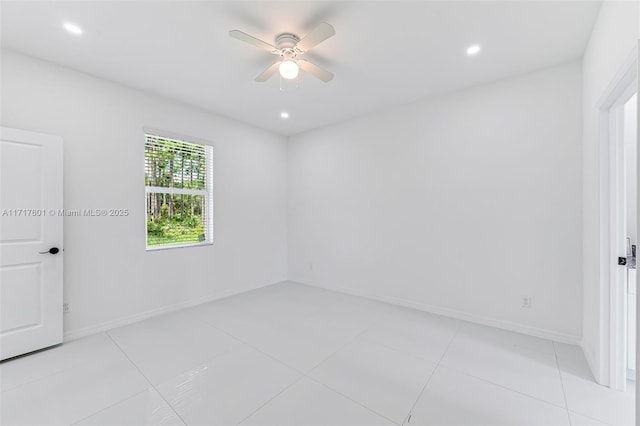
[64,278,582,346]
[292,280,582,345]
[63,280,284,341]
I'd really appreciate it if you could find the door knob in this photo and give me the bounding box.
[39,247,60,255]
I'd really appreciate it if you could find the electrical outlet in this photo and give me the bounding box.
[63,302,71,314]
[521,296,532,309]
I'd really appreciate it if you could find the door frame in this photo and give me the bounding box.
[598,47,638,391]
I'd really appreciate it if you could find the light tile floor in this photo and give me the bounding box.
[0,282,634,425]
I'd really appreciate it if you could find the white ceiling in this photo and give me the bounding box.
[1,1,601,136]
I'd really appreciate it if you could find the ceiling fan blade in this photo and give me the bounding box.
[229,30,278,53]
[296,22,335,52]
[298,59,334,82]
[255,62,280,82]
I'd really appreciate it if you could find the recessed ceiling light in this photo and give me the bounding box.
[466,44,481,56]
[63,22,83,35]
[280,112,289,119]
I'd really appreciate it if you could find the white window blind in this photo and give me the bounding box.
[144,133,213,249]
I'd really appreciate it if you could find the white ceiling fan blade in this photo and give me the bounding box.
[255,62,280,82]
[229,30,278,53]
[296,22,335,52]
[298,59,334,82]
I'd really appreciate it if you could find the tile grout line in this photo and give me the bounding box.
[69,387,152,426]
[191,297,458,378]
[401,322,464,425]
[419,324,576,413]
[317,321,403,422]
[552,341,573,426]
[443,365,576,414]
[22,333,165,426]
[301,320,405,425]
[234,375,307,425]
[106,311,315,426]
[196,307,381,377]
[1,367,66,394]
[441,362,572,412]
[303,375,401,425]
[189,307,313,368]
[300,319,467,425]
[0,338,106,394]
[296,317,469,426]
[304,321,378,376]
[191,303,412,424]
[193,314,312,375]
[105,332,189,426]
[236,320,384,424]
[236,320,400,426]
[565,410,615,426]
[2,332,176,426]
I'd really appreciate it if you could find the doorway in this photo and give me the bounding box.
[607,72,638,392]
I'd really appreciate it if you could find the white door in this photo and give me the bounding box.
[0,127,63,360]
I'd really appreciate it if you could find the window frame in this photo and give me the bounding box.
[143,128,214,251]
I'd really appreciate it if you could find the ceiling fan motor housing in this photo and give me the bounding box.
[275,33,303,59]
[275,33,300,50]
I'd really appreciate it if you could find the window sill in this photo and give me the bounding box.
[146,241,213,251]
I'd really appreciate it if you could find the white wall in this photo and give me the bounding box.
[288,61,583,342]
[581,0,639,385]
[0,50,288,338]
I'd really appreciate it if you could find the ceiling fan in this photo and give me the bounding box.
[229,22,335,83]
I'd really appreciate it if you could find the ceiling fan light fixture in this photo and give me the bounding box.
[279,59,299,80]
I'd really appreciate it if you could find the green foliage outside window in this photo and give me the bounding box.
[145,135,211,247]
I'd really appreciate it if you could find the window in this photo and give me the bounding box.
[144,131,213,249]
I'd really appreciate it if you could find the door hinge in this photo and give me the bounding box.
[618,257,627,266]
